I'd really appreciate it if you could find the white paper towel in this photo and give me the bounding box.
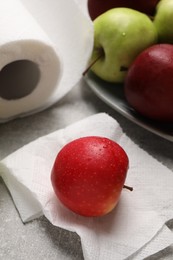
[20,0,93,101]
[1,113,173,259]
[0,0,62,121]
[0,0,93,122]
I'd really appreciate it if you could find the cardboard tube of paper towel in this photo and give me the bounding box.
[0,0,62,122]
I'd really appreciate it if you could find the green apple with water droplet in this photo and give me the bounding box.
[89,8,158,83]
[154,0,173,43]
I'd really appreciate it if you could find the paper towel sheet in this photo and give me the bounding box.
[1,113,173,259]
[0,0,93,122]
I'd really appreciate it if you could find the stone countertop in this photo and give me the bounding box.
[0,79,173,260]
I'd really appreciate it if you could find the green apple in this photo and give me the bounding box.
[90,8,158,83]
[154,0,173,43]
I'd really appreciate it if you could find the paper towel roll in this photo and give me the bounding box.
[21,0,94,101]
[0,0,94,122]
[0,0,62,122]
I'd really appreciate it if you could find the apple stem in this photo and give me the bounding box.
[123,185,133,191]
[83,51,104,76]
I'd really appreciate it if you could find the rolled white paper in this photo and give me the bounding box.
[0,0,93,122]
[0,0,62,121]
[20,0,93,103]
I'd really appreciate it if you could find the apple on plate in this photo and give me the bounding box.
[154,0,173,43]
[88,8,158,83]
[88,0,160,20]
[124,44,173,123]
[51,136,131,217]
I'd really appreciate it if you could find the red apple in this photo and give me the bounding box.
[51,136,130,217]
[88,0,160,20]
[124,44,173,123]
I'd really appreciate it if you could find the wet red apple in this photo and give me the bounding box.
[88,0,160,20]
[51,136,130,217]
[124,44,173,123]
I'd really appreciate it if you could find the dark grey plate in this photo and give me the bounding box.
[84,71,173,142]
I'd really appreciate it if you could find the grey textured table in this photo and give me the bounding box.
[0,79,173,259]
